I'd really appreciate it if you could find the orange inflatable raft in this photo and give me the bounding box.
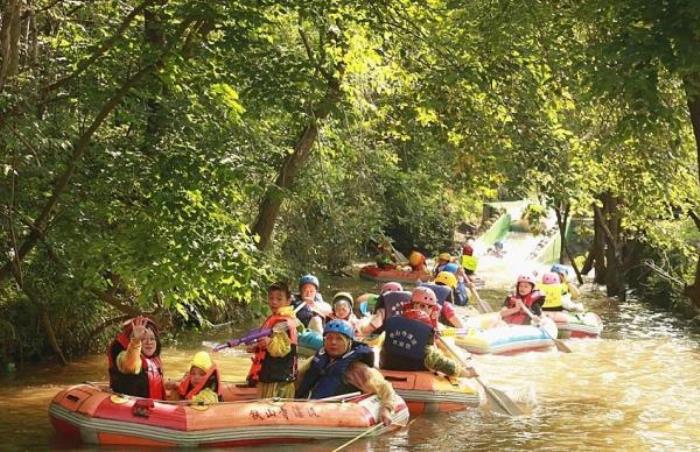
[380,370,482,416]
[49,383,409,448]
[359,265,431,283]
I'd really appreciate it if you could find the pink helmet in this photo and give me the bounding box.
[380,281,403,294]
[516,274,536,287]
[410,286,437,306]
[542,272,560,285]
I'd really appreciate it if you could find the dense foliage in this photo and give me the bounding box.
[1,0,699,367]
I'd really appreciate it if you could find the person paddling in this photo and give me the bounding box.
[296,319,398,426]
[380,287,477,379]
[500,274,545,325]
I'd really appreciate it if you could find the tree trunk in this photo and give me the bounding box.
[252,72,344,250]
[0,0,22,91]
[140,1,168,156]
[592,202,607,284]
[596,192,626,299]
[682,74,700,310]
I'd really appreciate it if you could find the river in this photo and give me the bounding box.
[2,277,699,451]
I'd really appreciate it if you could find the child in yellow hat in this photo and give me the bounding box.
[173,351,221,404]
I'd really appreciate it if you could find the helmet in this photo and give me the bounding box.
[443,263,459,274]
[516,274,536,287]
[403,308,434,327]
[190,351,214,372]
[462,245,474,256]
[332,291,354,308]
[380,281,403,294]
[410,286,437,306]
[551,264,568,277]
[409,251,425,266]
[438,252,452,263]
[323,319,354,340]
[494,240,504,250]
[542,272,560,285]
[299,274,320,289]
[435,271,458,289]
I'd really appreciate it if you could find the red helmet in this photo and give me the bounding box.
[462,245,474,256]
[403,308,434,327]
[410,286,437,306]
[380,281,403,294]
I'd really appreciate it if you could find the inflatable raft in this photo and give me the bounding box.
[380,369,481,416]
[359,265,431,283]
[454,319,558,355]
[543,311,603,338]
[49,383,408,448]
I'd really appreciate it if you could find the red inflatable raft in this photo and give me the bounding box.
[49,383,409,448]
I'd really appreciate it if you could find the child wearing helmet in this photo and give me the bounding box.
[292,274,331,333]
[108,316,165,399]
[408,250,428,274]
[551,264,583,302]
[247,282,299,398]
[432,252,453,277]
[296,319,398,426]
[381,287,477,379]
[169,351,222,404]
[330,292,360,331]
[357,282,407,336]
[500,274,545,325]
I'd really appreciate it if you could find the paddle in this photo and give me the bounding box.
[468,284,493,314]
[436,336,524,416]
[520,305,572,353]
[331,423,385,452]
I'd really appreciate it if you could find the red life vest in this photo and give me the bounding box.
[246,314,298,385]
[177,365,222,400]
[107,328,164,400]
[503,290,544,325]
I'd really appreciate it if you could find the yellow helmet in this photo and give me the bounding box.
[190,351,214,372]
[438,252,452,263]
[435,271,458,289]
[409,251,425,266]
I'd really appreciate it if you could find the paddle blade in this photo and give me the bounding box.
[480,380,525,416]
[553,338,572,353]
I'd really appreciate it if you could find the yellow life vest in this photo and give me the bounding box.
[461,255,478,272]
[540,283,563,309]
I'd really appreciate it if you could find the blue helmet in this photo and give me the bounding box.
[323,319,354,340]
[299,274,320,289]
[550,264,568,276]
[444,263,459,274]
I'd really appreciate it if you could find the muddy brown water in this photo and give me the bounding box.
[2,277,699,451]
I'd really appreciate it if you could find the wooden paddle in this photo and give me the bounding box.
[436,336,524,416]
[521,305,572,353]
[468,284,493,314]
[331,423,385,452]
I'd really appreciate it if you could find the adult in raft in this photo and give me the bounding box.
[292,274,332,333]
[381,286,477,378]
[108,316,165,399]
[296,319,398,426]
[499,274,545,325]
